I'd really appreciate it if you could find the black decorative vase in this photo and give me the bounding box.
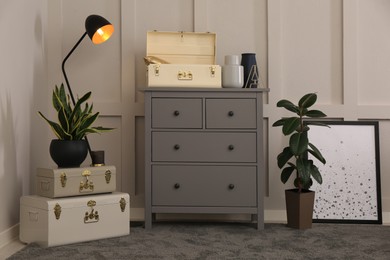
[241,53,259,88]
[50,139,88,168]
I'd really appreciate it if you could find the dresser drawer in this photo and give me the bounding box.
[206,98,256,129]
[152,132,256,162]
[152,98,202,128]
[152,165,257,207]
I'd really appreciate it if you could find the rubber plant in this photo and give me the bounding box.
[272,93,328,192]
[38,83,113,140]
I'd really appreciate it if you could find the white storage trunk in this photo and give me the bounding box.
[20,192,130,247]
[36,166,116,198]
[146,31,222,88]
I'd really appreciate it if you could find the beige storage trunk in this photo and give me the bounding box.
[19,192,130,247]
[146,31,222,87]
[36,166,116,198]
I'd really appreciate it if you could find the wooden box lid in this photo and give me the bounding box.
[146,31,217,65]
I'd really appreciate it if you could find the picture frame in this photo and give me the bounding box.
[309,121,382,224]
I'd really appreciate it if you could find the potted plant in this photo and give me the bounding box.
[38,84,113,168]
[272,93,328,229]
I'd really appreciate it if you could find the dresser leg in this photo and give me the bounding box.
[144,213,152,230]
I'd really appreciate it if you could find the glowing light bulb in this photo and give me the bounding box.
[97,28,104,36]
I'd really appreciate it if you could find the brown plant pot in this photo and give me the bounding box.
[285,189,315,229]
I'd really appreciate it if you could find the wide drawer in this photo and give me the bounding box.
[205,98,257,129]
[152,132,257,162]
[152,98,202,128]
[152,165,257,207]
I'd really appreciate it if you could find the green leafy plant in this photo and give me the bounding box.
[38,84,114,140]
[272,93,329,192]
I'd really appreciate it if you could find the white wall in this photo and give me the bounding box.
[0,0,49,247]
[2,0,390,248]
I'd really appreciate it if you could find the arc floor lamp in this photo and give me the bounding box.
[61,14,114,165]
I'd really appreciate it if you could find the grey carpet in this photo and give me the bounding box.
[8,222,390,260]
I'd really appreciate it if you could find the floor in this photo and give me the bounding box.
[1,221,389,259]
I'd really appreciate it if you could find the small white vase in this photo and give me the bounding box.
[222,55,244,88]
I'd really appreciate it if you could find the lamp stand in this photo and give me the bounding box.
[61,32,88,105]
[61,31,94,162]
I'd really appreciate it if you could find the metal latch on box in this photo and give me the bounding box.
[210,66,216,77]
[178,71,193,80]
[60,172,67,188]
[84,200,99,223]
[80,170,94,193]
[105,170,112,184]
[54,203,62,220]
[153,65,160,76]
[119,197,127,212]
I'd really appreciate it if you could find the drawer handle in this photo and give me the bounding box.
[174,144,181,150]
[228,145,235,151]
[173,110,180,116]
[228,184,235,190]
[174,183,181,189]
[228,111,234,117]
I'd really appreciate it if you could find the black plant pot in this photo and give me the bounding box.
[50,139,88,168]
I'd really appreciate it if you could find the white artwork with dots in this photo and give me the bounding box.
[309,123,380,222]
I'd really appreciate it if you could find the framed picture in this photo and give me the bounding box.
[309,121,382,224]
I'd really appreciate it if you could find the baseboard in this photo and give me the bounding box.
[0,224,19,249]
[382,212,390,225]
[131,208,274,222]
[130,207,145,221]
[130,208,286,223]
[264,210,287,223]
[130,208,390,225]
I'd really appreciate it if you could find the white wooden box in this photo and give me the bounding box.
[20,192,130,247]
[146,31,222,88]
[36,166,116,198]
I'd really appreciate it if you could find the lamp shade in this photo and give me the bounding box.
[85,15,114,44]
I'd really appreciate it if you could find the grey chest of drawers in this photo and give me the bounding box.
[143,87,268,230]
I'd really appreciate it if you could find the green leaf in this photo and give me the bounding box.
[289,132,308,156]
[302,178,313,190]
[77,112,99,135]
[298,93,317,109]
[306,110,327,118]
[38,111,66,139]
[272,118,286,127]
[57,107,69,133]
[92,126,116,132]
[277,147,294,168]
[296,158,311,183]
[311,164,323,185]
[276,100,300,114]
[281,166,295,184]
[40,84,115,140]
[282,117,300,135]
[308,143,326,164]
[69,91,92,123]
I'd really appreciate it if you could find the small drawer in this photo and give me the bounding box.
[206,98,256,129]
[152,98,202,129]
[152,132,257,163]
[152,165,257,207]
